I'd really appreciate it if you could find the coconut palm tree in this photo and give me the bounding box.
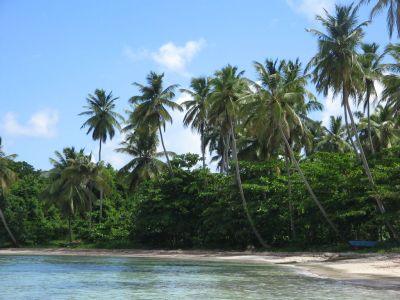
[358,43,385,154]
[79,89,123,162]
[308,4,399,241]
[181,77,211,169]
[360,0,400,38]
[117,126,167,190]
[208,65,269,248]
[0,138,18,247]
[129,72,182,174]
[316,116,352,153]
[45,147,107,242]
[359,104,400,151]
[79,89,123,221]
[382,44,400,115]
[245,59,342,239]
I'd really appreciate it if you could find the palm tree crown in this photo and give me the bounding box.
[80,89,123,162]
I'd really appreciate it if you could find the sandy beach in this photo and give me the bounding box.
[0,248,399,289]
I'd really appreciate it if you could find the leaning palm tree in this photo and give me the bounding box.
[129,72,182,174]
[208,65,269,248]
[308,4,399,241]
[181,77,211,169]
[79,89,123,221]
[0,138,18,247]
[245,59,342,239]
[360,0,400,38]
[117,126,167,190]
[358,43,385,154]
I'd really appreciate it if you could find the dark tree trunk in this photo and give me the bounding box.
[159,126,173,175]
[98,140,104,223]
[366,91,375,155]
[201,125,206,169]
[0,207,19,247]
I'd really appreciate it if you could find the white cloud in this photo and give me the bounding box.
[2,110,59,138]
[124,39,206,76]
[152,39,205,76]
[286,0,335,20]
[123,46,150,61]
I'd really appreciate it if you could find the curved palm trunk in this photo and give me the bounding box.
[201,125,206,169]
[279,126,342,239]
[366,91,375,155]
[284,155,296,240]
[344,98,399,242]
[0,207,18,247]
[158,126,173,174]
[344,103,360,159]
[230,120,269,248]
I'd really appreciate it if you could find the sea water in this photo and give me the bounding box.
[0,255,398,299]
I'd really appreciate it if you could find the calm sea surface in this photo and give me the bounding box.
[0,255,398,299]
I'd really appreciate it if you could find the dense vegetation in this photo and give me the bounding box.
[1,2,400,249]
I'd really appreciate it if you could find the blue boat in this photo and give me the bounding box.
[348,240,378,248]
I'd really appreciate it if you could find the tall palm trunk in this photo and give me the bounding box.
[98,139,104,222]
[366,89,375,155]
[230,120,269,248]
[279,125,342,239]
[0,207,18,247]
[200,125,206,169]
[159,126,173,174]
[284,155,296,240]
[344,103,360,159]
[343,96,399,241]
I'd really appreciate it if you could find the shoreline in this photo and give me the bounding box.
[1,248,399,290]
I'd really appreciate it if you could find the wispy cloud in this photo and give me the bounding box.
[124,39,206,76]
[1,109,59,138]
[286,0,334,20]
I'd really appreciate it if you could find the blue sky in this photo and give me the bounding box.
[0,0,389,170]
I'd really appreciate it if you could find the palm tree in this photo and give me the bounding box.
[360,0,400,38]
[308,4,399,241]
[359,104,400,151]
[129,72,182,174]
[358,43,385,154]
[79,89,123,162]
[117,127,167,190]
[245,59,342,239]
[382,44,400,115]
[45,147,107,242]
[181,77,211,169]
[208,65,269,248]
[79,89,123,221]
[0,138,18,247]
[316,116,352,153]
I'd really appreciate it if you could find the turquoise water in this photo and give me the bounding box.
[0,255,398,299]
